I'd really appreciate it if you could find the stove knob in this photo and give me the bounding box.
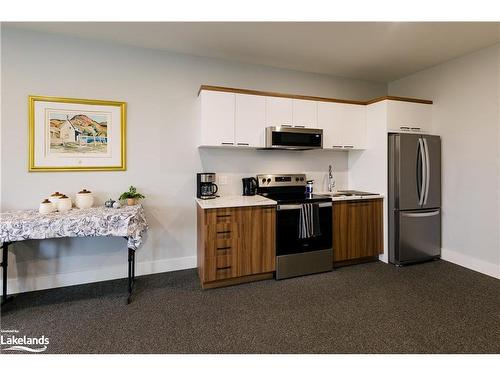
[261,178,266,184]
[300,177,304,181]
[295,177,299,182]
[267,178,271,183]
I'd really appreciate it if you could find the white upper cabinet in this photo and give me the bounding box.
[199,88,432,150]
[318,102,366,150]
[292,99,317,128]
[318,102,343,149]
[200,90,235,146]
[265,97,293,127]
[386,100,432,133]
[235,93,266,147]
[341,104,367,149]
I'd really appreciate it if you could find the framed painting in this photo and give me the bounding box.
[28,95,126,172]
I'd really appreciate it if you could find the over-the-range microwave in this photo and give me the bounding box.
[264,126,323,150]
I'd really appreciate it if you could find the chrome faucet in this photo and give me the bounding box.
[328,164,335,192]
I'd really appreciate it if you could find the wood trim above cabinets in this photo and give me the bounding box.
[199,85,366,105]
[199,85,433,106]
[365,96,433,105]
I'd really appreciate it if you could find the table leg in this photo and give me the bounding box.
[1,242,13,306]
[127,247,135,304]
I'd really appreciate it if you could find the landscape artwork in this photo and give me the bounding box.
[48,111,110,155]
[29,96,126,171]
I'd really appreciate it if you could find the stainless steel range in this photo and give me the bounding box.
[257,173,333,280]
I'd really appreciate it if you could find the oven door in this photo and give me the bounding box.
[276,202,332,256]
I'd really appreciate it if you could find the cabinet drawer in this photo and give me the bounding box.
[205,222,239,258]
[214,222,236,239]
[206,208,237,224]
[204,256,238,281]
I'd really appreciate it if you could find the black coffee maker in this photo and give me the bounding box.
[197,173,219,199]
[242,177,258,196]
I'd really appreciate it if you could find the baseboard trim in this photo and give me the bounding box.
[441,248,500,279]
[0,256,197,295]
[3,249,498,294]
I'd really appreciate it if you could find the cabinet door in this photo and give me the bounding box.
[237,206,276,276]
[255,206,276,273]
[200,90,235,146]
[235,93,266,147]
[348,200,383,258]
[318,102,344,149]
[266,96,293,127]
[341,104,367,149]
[292,99,317,128]
[333,200,383,262]
[387,100,432,133]
[333,201,350,262]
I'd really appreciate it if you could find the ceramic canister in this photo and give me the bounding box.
[57,195,72,213]
[48,192,63,205]
[39,199,55,214]
[75,189,94,209]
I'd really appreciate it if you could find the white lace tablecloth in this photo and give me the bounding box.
[0,204,148,250]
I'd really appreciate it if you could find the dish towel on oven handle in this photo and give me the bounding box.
[298,203,321,239]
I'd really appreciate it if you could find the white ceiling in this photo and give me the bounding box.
[7,22,500,82]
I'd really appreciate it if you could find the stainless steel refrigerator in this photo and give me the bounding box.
[388,133,441,265]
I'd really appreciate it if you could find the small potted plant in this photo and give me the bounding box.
[119,186,146,206]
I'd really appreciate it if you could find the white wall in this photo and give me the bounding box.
[0,26,386,294]
[389,44,500,279]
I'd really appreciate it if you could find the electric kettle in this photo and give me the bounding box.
[242,177,258,196]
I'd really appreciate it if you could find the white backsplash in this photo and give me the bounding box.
[199,148,349,197]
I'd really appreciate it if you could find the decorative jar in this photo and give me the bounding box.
[48,192,63,205]
[57,195,72,213]
[75,189,94,209]
[39,199,55,214]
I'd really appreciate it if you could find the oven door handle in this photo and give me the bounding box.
[277,202,332,211]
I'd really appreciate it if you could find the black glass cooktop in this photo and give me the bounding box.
[258,192,332,204]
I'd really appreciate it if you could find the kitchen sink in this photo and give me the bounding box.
[318,192,354,197]
[319,190,379,198]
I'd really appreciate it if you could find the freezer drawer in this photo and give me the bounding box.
[396,209,441,264]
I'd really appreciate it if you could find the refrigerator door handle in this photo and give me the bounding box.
[402,210,440,218]
[423,137,431,205]
[418,138,426,206]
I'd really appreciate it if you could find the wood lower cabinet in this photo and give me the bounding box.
[333,199,383,265]
[197,205,276,288]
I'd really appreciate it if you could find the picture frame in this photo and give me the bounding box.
[28,95,126,172]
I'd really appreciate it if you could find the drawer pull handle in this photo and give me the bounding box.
[221,142,234,145]
[217,230,231,235]
[216,246,231,251]
[216,214,231,218]
[216,266,232,271]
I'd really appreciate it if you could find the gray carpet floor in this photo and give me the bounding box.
[1,260,499,354]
